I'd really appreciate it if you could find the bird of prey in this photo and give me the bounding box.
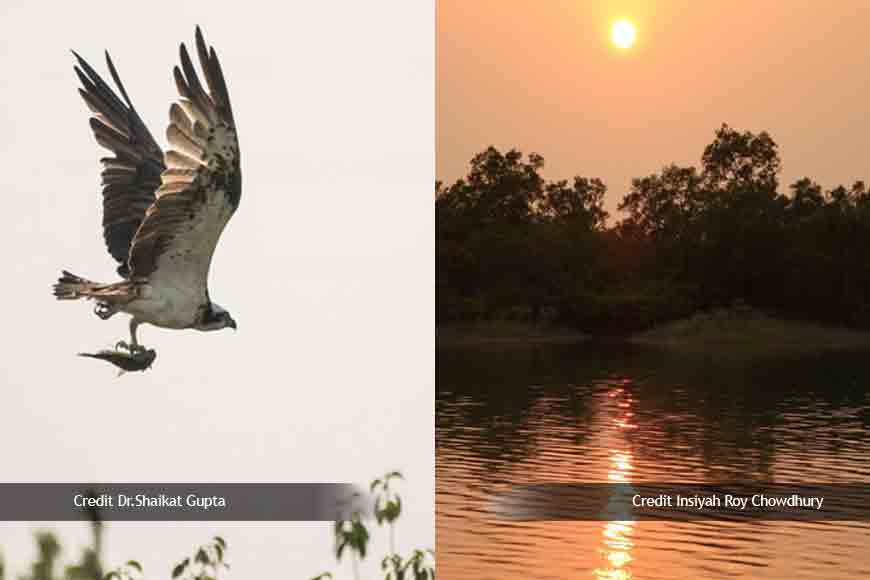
[53,27,240,357]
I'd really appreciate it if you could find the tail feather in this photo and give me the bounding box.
[53,270,101,300]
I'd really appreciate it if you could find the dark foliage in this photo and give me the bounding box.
[437,125,870,332]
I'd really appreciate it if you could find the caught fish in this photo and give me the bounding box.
[78,348,157,373]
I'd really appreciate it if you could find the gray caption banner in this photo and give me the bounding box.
[492,483,870,521]
[0,484,365,521]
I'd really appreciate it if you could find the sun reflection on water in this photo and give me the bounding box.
[594,385,636,579]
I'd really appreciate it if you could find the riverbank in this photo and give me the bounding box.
[436,321,587,347]
[631,308,870,355]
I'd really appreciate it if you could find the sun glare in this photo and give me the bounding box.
[611,19,636,50]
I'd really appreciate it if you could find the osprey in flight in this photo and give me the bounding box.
[54,27,240,357]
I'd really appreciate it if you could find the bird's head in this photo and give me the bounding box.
[196,303,237,332]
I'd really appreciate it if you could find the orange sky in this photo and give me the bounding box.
[438,1,870,215]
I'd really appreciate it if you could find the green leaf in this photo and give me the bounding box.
[352,520,370,552]
[125,561,142,572]
[213,536,226,549]
[386,497,402,522]
[171,562,185,579]
[195,548,209,564]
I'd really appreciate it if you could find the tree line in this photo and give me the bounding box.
[437,124,870,332]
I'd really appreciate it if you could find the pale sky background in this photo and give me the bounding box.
[438,0,870,216]
[0,1,433,578]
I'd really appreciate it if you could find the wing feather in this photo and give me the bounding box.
[165,150,204,170]
[169,103,193,136]
[73,50,165,277]
[161,168,197,184]
[178,43,217,124]
[166,124,205,160]
[127,27,240,308]
[178,97,211,128]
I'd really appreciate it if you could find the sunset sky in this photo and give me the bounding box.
[438,1,870,216]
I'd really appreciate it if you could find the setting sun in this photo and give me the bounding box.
[611,19,636,49]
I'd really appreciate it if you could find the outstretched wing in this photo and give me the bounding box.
[127,27,240,306]
[73,51,165,278]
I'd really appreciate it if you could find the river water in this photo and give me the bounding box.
[437,342,870,579]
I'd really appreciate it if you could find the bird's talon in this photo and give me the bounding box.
[115,341,147,355]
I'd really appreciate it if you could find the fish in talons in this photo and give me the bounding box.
[78,347,157,374]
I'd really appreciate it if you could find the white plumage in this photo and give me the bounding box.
[53,27,242,357]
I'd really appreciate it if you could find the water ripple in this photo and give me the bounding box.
[437,344,870,579]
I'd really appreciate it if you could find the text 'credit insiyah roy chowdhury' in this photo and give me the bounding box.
[490,484,868,521]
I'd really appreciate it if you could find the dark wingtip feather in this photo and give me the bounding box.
[173,65,190,99]
[206,45,233,121]
[71,50,95,76]
[178,43,195,87]
[73,67,92,91]
[71,54,90,84]
[71,50,129,117]
[195,27,210,76]
[179,40,212,113]
[179,42,196,83]
[179,41,190,67]
[71,44,164,273]
[104,50,134,109]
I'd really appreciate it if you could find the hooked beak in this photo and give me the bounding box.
[228,318,237,331]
